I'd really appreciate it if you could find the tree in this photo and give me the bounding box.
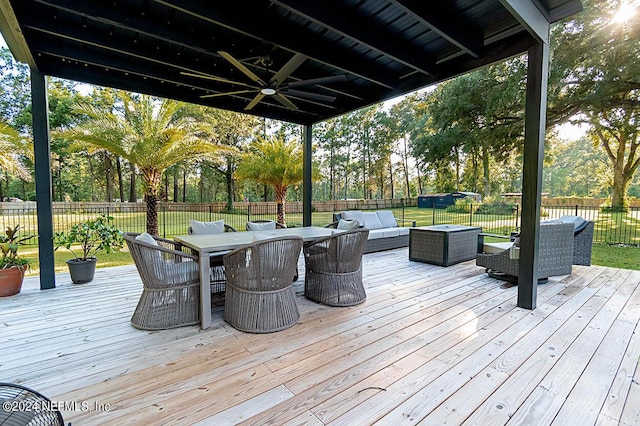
[235,136,316,226]
[62,92,221,235]
[548,0,640,210]
[0,122,32,182]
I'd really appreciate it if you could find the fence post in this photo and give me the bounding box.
[469,204,473,226]
[401,198,405,221]
[515,204,519,231]
[575,204,578,216]
[209,204,212,222]
[247,204,251,222]
[432,205,435,225]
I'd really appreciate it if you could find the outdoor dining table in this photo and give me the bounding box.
[174,226,341,329]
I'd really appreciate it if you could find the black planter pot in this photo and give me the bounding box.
[66,258,98,284]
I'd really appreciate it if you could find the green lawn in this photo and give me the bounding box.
[14,205,640,275]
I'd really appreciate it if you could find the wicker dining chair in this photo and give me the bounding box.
[223,236,303,333]
[304,229,369,306]
[124,232,218,330]
[187,220,237,293]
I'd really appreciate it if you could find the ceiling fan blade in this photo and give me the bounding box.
[218,51,266,85]
[180,71,258,89]
[269,53,307,87]
[274,93,299,111]
[200,89,254,99]
[281,89,336,103]
[245,93,266,111]
[283,74,347,89]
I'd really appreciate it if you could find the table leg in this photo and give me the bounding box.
[200,250,212,329]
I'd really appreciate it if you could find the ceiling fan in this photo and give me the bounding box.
[182,51,346,111]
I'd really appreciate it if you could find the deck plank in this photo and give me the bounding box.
[1,249,639,426]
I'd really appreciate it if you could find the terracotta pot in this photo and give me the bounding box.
[0,265,26,297]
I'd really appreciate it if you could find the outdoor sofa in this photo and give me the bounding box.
[331,210,416,254]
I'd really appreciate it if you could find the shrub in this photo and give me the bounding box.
[446,197,475,213]
[475,196,517,215]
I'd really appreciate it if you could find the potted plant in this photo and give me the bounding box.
[0,225,31,297]
[54,214,124,284]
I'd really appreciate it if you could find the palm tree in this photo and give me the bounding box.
[0,122,32,182]
[63,92,221,235]
[236,136,316,226]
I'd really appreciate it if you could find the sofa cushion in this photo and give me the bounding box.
[381,229,400,238]
[367,229,387,240]
[341,210,364,227]
[190,219,225,234]
[362,212,383,229]
[397,227,410,236]
[376,210,398,228]
[337,218,359,230]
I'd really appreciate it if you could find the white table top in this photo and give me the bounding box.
[174,226,339,253]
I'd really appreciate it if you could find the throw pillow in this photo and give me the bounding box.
[341,210,365,227]
[337,218,359,230]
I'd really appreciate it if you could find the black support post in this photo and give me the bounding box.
[303,124,312,227]
[31,69,55,290]
[518,41,550,310]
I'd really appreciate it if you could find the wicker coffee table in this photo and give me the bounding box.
[409,225,482,266]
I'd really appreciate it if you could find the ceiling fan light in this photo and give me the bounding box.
[260,87,277,95]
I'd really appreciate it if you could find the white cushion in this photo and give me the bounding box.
[482,241,513,254]
[190,219,225,234]
[559,215,588,231]
[337,219,359,230]
[367,229,387,240]
[381,229,399,238]
[135,232,158,246]
[247,221,276,231]
[341,211,364,227]
[376,210,398,228]
[362,212,383,229]
[397,227,410,236]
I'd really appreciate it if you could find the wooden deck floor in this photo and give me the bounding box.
[2,248,639,425]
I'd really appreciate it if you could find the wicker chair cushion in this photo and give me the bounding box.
[376,210,398,228]
[135,232,158,246]
[246,221,276,231]
[559,215,589,232]
[337,218,359,230]
[362,212,383,229]
[341,210,365,227]
[483,241,513,254]
[190,219,225,234]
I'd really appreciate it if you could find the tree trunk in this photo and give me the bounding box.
[105,154,113,202]
[145,193,159,235]
[275,186,287,226]
[182,167,187,202]
[173,167,179,202]
[116,157,125,202]
[482,146,490,197]
[225,156,234,211]
[129,163,137,202]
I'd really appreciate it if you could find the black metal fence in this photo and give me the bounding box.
[1,201,638,247]
[424,204,640,246]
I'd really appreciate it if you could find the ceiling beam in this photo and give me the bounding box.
[391,0,484,59]
[152,0,399,89]
[0,0,36,67]
[499,0,550,44]
[271,0,437,76]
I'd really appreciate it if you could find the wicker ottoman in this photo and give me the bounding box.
[409,225,482,266]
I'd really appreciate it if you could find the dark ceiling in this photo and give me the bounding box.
[1,0,582,125]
